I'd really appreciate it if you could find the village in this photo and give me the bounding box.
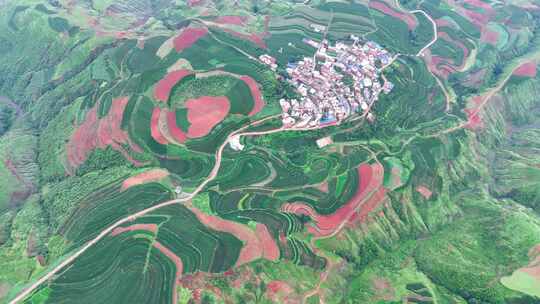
[260,37,395,130]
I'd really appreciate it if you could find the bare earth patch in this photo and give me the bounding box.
[121,169,169,190]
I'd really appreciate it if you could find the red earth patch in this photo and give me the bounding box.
[215,15,247,26]
[185,96,230,138]
[513,61,537,77]
[265,281,294,303]
[150,107,169,145]
[223,29,267,49]
[480,28,499,45]
[110,223,158,236]
[121,169,169,191]
[66,97,144,171]
[282,163,385,237]
[154,69,193,102]
[153,241,184,304]
[369,1,417,30]
[464,107,483,130]
[416,185,433,199]
[239,76,265,116]
[173,27,208,52]
[166,109,188,143]
[186,204,279,266]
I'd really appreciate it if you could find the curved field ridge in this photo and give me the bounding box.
[369,1,417,30]
[150,107,169,145]
[513,61,537,77]
[121,169,169,191]
[173,27,208,52]
[186,204,279,266]
[154,69,193,102]
[240,76,265,116]
[166,110,188,143]
[66,96,143,171]
[282,163,385,237]
[110,223,158,236]
[185,96,230,138]
[153,241,185,304]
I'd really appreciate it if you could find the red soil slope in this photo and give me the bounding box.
[416,185,433,199]
[66,97,143,171]
[121,169,169,191]
[514,61,537,77]
[215,16,247,26]
[173,27,208,52]
[186,204,279,266]
[154,69,193,102]
[153,241,184,304]
[480,28,499,45]
[369,1,417,30]
[166,110,188,143]
[150,107,169,145]
[282,163,385,237]
[185,96,230,138]
[240,76,265,116]
[110,223,158,236]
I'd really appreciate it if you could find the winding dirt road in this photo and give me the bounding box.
[8,115,280,304]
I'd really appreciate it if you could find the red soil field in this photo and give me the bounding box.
[185,96,230,138]
[369,1,417,30]
[110,223,158,236]
[435,18,454,28]
[150,107,169,145]
[187,0,203,6]
[223,29,267,49]
[173,27,208,52]
[317,181,329,193]
[166,110,188,143]
[438,32,470,70]
[480,28,499,45]
[265,281,294,303]
[186,205,279,266]
[215,16,247,26]
[153,241,184,304]
[464,107,484,129]
[282,163,385,237]
[154,69,193,102]
[416,185,433,199]
[66,97,144,171]
[513,61,537,77]
[240,76,265,116]
[464,0,495,13]
[121,169,169,191]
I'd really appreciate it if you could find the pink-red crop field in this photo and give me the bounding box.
[215,16,247,26]
[369,1,417,30]
[239,76,265,116]
[173,27,208,52]
[281,163,386,237]
[110,223,158,236]
[66,97,144,171]
[166,110,188,143]
[416,185,433,199]
[121,169,169,191]
[150,107,169,145]
[153,241,184,304]
[185,96,230,138]
[186,204,279,266]
[154,69,193,102]
[513,61,537,77]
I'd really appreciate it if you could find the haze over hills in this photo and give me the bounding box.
[0,0,540,303]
